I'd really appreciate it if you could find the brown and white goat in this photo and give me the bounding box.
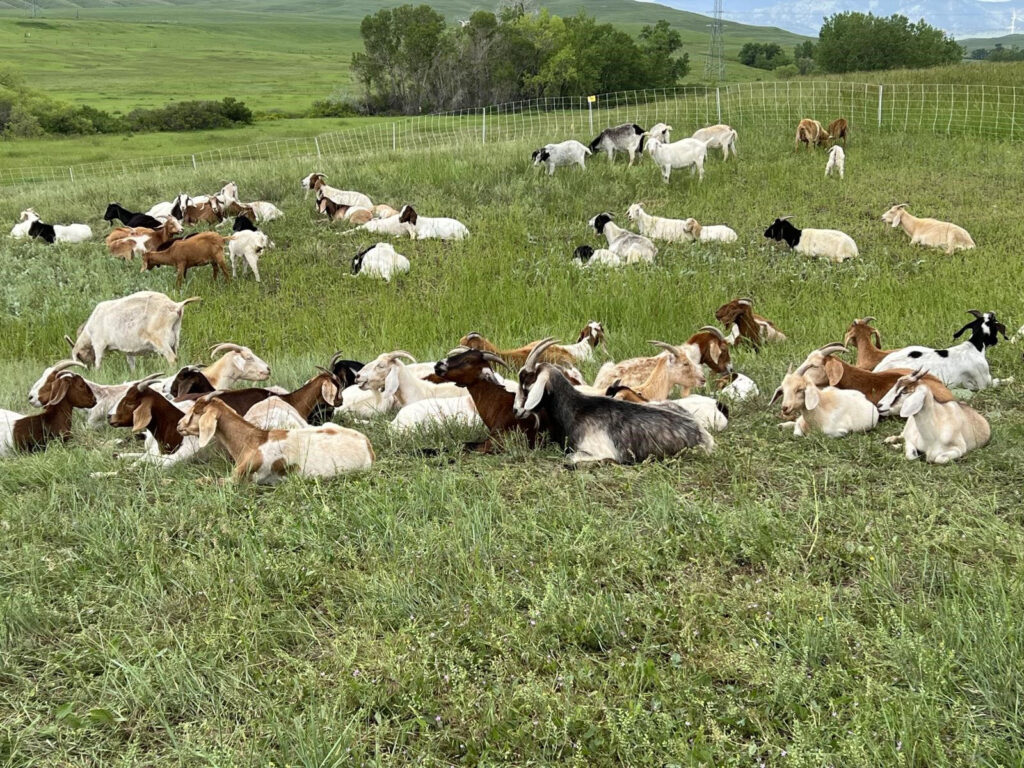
[715,298,786,349]
[460,332,584,369]
[177,394,374,484]
[795,118,830,150]
[182,197,224,226]
[0,372,96,456]
[105,217,182,260]
[843,317,900,370]
[317,196,372,224]
[593,341,705,397]
[141,231,230,287]
[686,325,733,381]
[109,376,190,456]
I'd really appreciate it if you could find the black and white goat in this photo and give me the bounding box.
[103,203,163,230]
[588,212,657,264]
[513,338,713,465]
[531,140,591,175]
[873,310,1012,390]
[588,123,645,166]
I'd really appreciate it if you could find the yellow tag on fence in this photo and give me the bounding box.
[587,95,596,103]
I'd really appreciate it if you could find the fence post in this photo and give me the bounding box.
[315,137,321,159]
[392,123,397,150]
[877,85,883,129]
[482,107,486,143]
[68,167,74,182]
[588,97,594,135]
[192,154,197,170]
[716,87,721,124]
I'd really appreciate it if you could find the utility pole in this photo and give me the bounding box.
[704,0,725,83]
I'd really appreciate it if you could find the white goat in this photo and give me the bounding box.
[531,140,591,175]
[303,173,373,209]
[244,396,308,430]
[673,394,729,432]
[389,394,482,434]
[691,124,738,160]
[825,145,845,179]
[398,205,469,240]
[719,372,759,401]
[10,209,39,238]
[228,230,274,283]
[682,218,737,244]
[588,212,657,264]
[351,242,410,282]
[340,214,415,239]
[770,368,878,437]
[644,136,707,183]
[243,201,284,222]
[572,245,622,268]
[881,204,974,254]
[877,368,990,463]
[625,204,689,243]
[355,351,463,408]
[763,217,858,263]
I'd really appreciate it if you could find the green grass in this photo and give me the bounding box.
[1,127,1024,765]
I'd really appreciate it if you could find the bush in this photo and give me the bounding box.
[774,64,799,79]
[309,96,361,118]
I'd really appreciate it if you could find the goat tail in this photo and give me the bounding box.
[697,425,715,454]
[179,297,202,308]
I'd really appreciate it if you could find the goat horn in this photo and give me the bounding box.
[329,350,345,366]
[523,337,557,371]
[861,316,876,324]
[209,342,244,357]
[482,352,514,371]
[817,342,848,356]
[777,215,794,222]
[698,325,726,340]
[649,340,679,356]
[894,202,909,209]
[464,331,482,340]
[51,359,87,373]
[446,346,472,357]
[389,350,417,363]
[966,309,984,319]
[737,297,753,305]
[64,334,75,348]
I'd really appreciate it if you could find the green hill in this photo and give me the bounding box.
[0,0,809,113]
[959,33,1024,51]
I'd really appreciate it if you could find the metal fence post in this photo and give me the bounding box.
[315,137,321,159]
[68,167,74,182]
[482,107,486,143]
[716,87,721,124]
[877,85,883,129]
[192,154,197,170]
[588,97,594,135]
[392,123,397,150]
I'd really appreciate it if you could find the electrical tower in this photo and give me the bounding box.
[704,0,725,82]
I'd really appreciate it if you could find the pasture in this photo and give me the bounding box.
[1,128,1023,766]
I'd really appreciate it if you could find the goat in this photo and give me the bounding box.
[28,219,92,244]
[103,203,163,230]
[10,208,39,238]
[140,231,230,287]
[351,242,410,281]
[232,215,258,232]
[182,197,224,226]
[593,341,704,397]
[606,383,729,432]
[354,351,463,408]
[827,117,848,144]
[588,212,657,264]
[531,140,591,175]
[29,359,131,428]
[876,368,991,463]
[398,205,469,240]
[795,342,954,405]
[872,310,1012,390]
[306,351,364,426]
[105,217,182,260]
[715,298,787,349]
[644,136,707,183]
[825,146,845,179]
[843,317,899,370]
[0,372,97,456]
[691,124,738,160]
[340,212,415,238]
[795,118,830,149]
[228,230,274,283]
[573,244,622,268]
[66,291,200,369]
[769,367,878,437]
[626,204,689,243]
[514,339,713,465]
[763,216,858,263]
[880,204,975,254]
[718,372,759,401]
[239,201,284,222]
[686,326,733,381]
[168,366,214,398]
[588,123,645,165]
[459,329,594,370]
[317,196,372,224]
[177,394,374,484]
[682,218,737,244]
[389,395,481,434]
[107,376,203,466]
[302,173,373,210]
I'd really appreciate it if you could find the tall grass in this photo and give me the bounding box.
[1,130,1023,766]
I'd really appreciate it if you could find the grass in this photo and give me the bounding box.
[1,128,1024,766]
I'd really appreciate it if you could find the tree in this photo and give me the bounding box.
[969,48,989,60]
[814,12,963,73]
[638,20,689,85]
[738,42,789,70]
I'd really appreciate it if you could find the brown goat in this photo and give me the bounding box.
[843,317,900,370]
[827,118,849,144]
[715,298,786,349]
[686,325,733,381]
[105,217,183,260]
[182,198,224,226]
[459,332,577,368]
[108,379,188,454]
[593,341,705,396]
[176,370,343,421]
[141,231,230,287]
[12,372,96,452]
[795,118,830,150]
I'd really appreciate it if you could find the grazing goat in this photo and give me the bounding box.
[880,204,975,254]
[588,123,645,165]
[588,212,657,264]
[770,367,878,437]
[140,231,230,287]
[228,230,274,282]
[715,298,786,349]
[531,140,591,175]
[0,372,97,456]
[626,204,690,243]
[844,317,899,370]
[351,242,410,281]
[795,118,830,149]
[691,124,738,160]
[10,209,39,238]
[177,394,374,484]
[644,136,707,183]
[825,145,845,179]
[398,205,469,240]
[763,216,858,263]
[105,217,182,260]
[873,310,1011,390]
[103,203,163,230]
[682,218,737,243]
[594,341,704,396]
[573,244,622,268]
[28,219,92,244]
[827,118,849,144]
[66,291,200,369]
[514,339,713,465]
[876,368,991,464]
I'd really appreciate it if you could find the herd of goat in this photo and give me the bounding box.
[1,117,1009,481]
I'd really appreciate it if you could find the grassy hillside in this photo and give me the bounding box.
[810,60,1024,87]
[0,0,808,113]
[1,128,1023,766]
[959,33,1024,51]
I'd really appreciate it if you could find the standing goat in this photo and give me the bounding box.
[588,123,645,165]
[531,140,591,175]
[140,231,231,287]
[691,124,738,160]
[825,146,845,179]
[644,136,707,183]
[795,118,830,149]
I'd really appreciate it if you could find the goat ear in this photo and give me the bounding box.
[900,388,925,419]
[383,366,401,400]
[804,383,821,410]
[522,369,550,412]
[769,386,783,406]
[321,380,340,406]
[196,409,219,448]
[707,341,720,364]
[952,321,975,339]
[824,357,844,386]
[890,210,902,228]
[131,400,153,433]
[871,329,883,348]
[48,376,71,406]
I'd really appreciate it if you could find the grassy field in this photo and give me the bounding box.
[1,125,1023,765]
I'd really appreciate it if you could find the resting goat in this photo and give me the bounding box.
[770,367,878,437]
[881,204,975,254]
[588,212,657,264]
[2,373,96,456]
[715,298,786,349]
[763,216,858,263]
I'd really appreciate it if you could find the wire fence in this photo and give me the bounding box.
[1,81,1020,188]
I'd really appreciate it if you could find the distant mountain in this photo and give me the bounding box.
[640,0,1021,38]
